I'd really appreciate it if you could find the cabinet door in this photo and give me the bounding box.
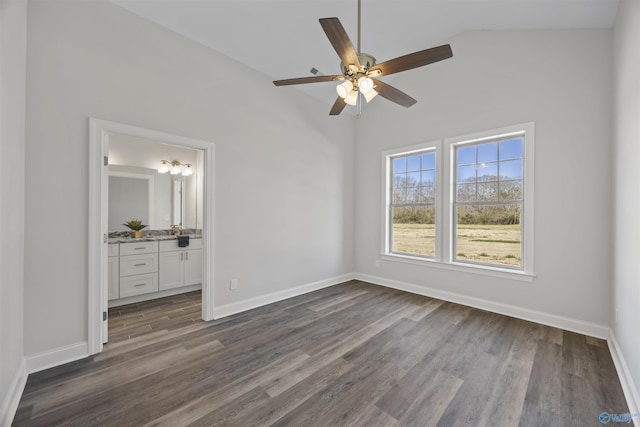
[108,256,119,300]
[159,251,184,291]
[184,249,203,286]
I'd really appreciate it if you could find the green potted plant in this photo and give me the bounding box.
[123,219,148,238]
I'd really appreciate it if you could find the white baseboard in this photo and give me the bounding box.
[211,273,355,319]
[109,284,201,308]
[354,273,610,339]
[1,359,27,427]
[25,341,89,374]
[608,331,640,426]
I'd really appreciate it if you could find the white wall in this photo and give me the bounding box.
[24,0,354,355]
[355,29,612,329]
[612,0,640,413]
[0,0,27,424]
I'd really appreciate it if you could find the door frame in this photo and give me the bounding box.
[88,118,215,355]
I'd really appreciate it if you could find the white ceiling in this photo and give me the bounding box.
[111,0,619,105]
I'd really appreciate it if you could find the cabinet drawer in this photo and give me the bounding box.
[159,238,203,252]
[108,244,119,257]
[120,241,158,256]
[120,253,158,277]
[120,273,158,298]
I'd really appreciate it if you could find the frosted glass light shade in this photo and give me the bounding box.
[364,89,378,103]
[336,80,354,99]
[182,164,193,176]
[358,77,374,94]
[158,160,170,174]
[345,90,358,106]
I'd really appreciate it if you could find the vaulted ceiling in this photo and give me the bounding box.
[111,0,619,105]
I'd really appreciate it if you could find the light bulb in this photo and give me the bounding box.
[336,80,353,99]
[345,90,358,106]
[170,161,181,175]
[358,76,374,94]
[158,160,170,174]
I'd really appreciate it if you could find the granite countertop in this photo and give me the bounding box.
[108,229,202,244]
[109,234,202,244]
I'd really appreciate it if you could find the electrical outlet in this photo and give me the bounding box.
[375,260,380,268]
[230,279,238,290]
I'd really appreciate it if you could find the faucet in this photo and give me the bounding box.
[171,225,181,235]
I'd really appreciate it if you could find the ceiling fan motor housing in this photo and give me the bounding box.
[341,52,376,76]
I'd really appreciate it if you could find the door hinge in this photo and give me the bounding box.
[104,156,108,166]
[103,311,107,321]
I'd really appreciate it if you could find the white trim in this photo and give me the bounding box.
[608,331,640,425]
[0,360,27,427]
[444,122,535,275]
[381,253,535,282]
[89,118,216,355]
[24,342,89,374]
[211,273,354,319]
[354,273,609,339]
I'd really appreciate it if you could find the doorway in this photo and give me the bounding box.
[88,119,215,355]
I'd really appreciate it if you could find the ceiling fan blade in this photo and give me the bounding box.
[319,17,361,70]
[372,79,417,108]
[368,44,452,77]
[329,97,347,115]
[273,75,343,86]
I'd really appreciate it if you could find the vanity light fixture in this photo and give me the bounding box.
[158,160,193,176]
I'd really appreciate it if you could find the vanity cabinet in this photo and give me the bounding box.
[107,244,119,300]
[159,239,203,291]
[119,241,159,298]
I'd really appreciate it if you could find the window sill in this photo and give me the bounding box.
[380,254,535,283]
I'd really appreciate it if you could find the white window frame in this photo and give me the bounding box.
[382,122,535,282]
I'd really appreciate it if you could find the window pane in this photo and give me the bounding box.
[457,165,476,183]
[392,206,435,257]
[478,142,498,163]
[393,157,407,173]
[421,170,436,185]
[457,145,476,165]
[422,152,436,169]
[392,188,406,204]
[456,183,476,201]
[500,159,523,180]
[420,185,436,203]
[393,173,406,189]
[500,180,523,200]
[477,182,498,201]
[500,138,523,160]
[406,187,420,203]
[407,155,421,172]
[407,172,420,187]
[477,162,498,182]
[455,204,522,267]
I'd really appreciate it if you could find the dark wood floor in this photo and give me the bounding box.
[13,281,628,426]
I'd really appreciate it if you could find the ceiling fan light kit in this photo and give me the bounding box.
[273,0,453,116]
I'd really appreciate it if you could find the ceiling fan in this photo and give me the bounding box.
[273,0,453,116]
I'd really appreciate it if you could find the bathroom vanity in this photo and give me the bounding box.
[107,234,202,307]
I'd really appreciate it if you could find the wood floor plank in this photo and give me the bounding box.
[13,282,630,427]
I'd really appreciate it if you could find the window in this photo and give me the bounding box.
[383,123,534,279]
[453,136,524,268]
[389,149,437,257]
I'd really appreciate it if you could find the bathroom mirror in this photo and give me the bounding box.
[108,165,198,231]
